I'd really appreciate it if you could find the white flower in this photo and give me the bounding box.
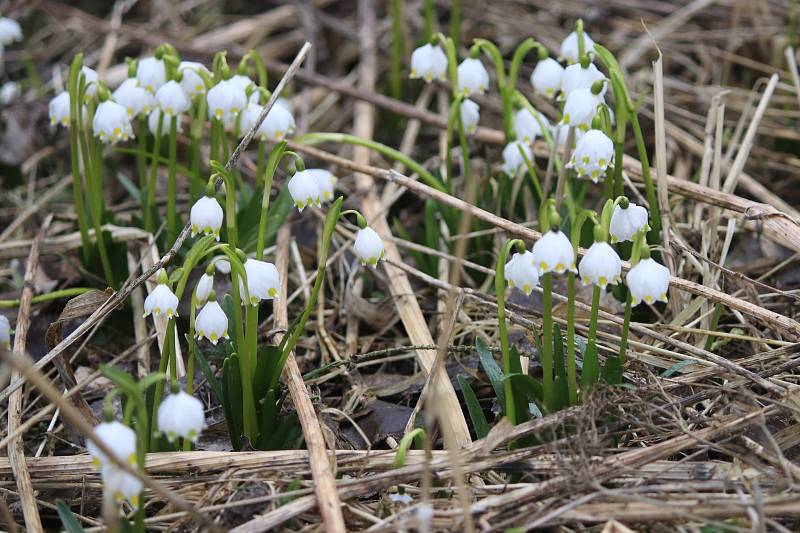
[136,56,166,93]
[207,79,247,122]
[195,273,214,304]
[505,251,539,295]
[530,58,564,98]
[276,96,293,113]
[240,259,281,304]
[460,99,480,134]
[513,108,547,144]
[627,257,670,306]
[155,80,190,117]
[354,226,384,267]
[230,74,254,93]
[579,241,622,288]
[0,81,18,104]
[102,465,142,509]
[410,43,447,82]
[288,170,321,211]
[560,88,603,130]
[190,195,223,240]
[501,140,533,176]
[214,257,231,274]
[157,391,206,442]
[92,100,133,144]
[456,58,490,97]
[49,91,71,127]
[305,169,337,202]
[86,421,137,469]
[80,66,99,99]
[112,79,154,118]
[0,315,10,349]
[568,129,614,182]
[560,30,595,64]
[532,230,575,274]
[194,300,229,345]
[610,203,649,243]
[241,102,296,141]
[0,17,22,45]
[143,283,179,318]
[178,61,209,97]
[560,62,605,98]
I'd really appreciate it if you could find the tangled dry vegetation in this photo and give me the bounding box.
[1,0,800,531]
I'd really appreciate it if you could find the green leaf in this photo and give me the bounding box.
[255,389,278,449]
[189,336,224,404]
[508,346,530,423]
[660,359,697,378]
[56,499,87,533]
[581,342,600,389]
[222,354,244,451]
[136,372,166,394]
[253,345,282,404]
[507,374,545,416]
[476,338,504,409]
[100,365,138,396]
[552,325,569,410]
[457,375,489,439]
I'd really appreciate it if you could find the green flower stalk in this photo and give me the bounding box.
[66,54,91,263]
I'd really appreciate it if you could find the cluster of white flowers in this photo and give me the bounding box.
[287,168,338,211]
[86,421,141,508]
[505,204,669,305]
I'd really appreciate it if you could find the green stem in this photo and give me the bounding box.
[137,116,148,209]
[630,112,662,238]
[422,0,436,40]
[297,132,444,192]
[541,273,554,410]
[145,111,164,234]
[495,240,519,425]
[268,197,343,393]
[565,272,578,405]
[449,0,461,48]
[256,141,287,260]
[582,285,602,390]
[0,287,92,308]
[390,0,405,101]
[618,293,632,364]
[67,117,91,263]
[612,102,627,199]
[187,296,197,395]
[167,116,178,244]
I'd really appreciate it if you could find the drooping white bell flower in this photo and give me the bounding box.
[0,17,22,45]
[214,257,231,274]
[354,226,385,267]
[560,62,606,98]
[112,78,154,118]
[155,80,190,117]
[560,88,603,130]
[610,202,649,243]
[530,58,564,98]
[579,241,622,288]
[86,421,137,469]
[501,140,533,176]
[627,257,670,306]
[0,81,18,105]
[189,195,223,240]
[178,61,209,97]
[102,465,142,509]
[456,58,490,97]
[240,259,281,305]
[410,43,447,82]
[560,30,596,64]
[147,109,178,136]
[504,251,539,295]
[288,170,321,212]
[80,66,99,99]
[241,102,296,141]
[230,74,254,93]
[49,91,71,127]
[136,56,166,93]
[206,79,247,122]
[460,99,480,134]
[194,273,214,304]
[305,169,337,202]
[157,391,206,443]
[194,300,229,345]
[532,230,576,274]
[92,100,134,144]
[143,283,179,318]
[568,129,614,182]
[0,315,11,349]
[275,96,293,112]
[513,108,547,144]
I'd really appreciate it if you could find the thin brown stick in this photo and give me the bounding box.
[6,214,51,532]
[270,224,346,533]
